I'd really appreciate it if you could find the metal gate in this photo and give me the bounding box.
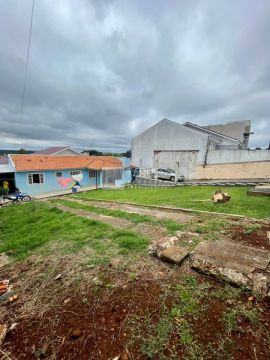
[102,169,122,187]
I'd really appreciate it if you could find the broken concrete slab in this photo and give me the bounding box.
[191,240,270,296]
[194,240,269,272]
[250,272,269,294]
[159,246,190,264]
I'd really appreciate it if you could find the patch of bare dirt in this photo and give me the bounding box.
[52,203,133,228]
[52,202,171,247]
[134,223,167,242]
[1,262,269,360]
[71,198,192,223]
[229,224,270,251]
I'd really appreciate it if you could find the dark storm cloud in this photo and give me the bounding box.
[0,0,270,150]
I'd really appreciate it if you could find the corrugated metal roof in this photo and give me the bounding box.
[0,155,9,164]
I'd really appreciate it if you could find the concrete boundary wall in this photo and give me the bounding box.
[196,161,270,180]
[206,150,270,165]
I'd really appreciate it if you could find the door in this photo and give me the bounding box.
[102,170,115,187]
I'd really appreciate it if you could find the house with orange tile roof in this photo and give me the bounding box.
[4,154,130,196]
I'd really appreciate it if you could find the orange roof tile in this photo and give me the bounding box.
[11,155,122,172]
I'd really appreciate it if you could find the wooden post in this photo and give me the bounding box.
[175,161,179,184]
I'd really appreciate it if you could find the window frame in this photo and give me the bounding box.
[89,170,97,178]
[27,172,45,185]
[70,170,81,176]
[56,171,63,178]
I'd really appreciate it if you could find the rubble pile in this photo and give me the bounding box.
[0,280,18,348]
[212,190,231,203]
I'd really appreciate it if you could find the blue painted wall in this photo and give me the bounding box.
[14,162,130,195]
[15,168,102,195]
[119,157,131,185]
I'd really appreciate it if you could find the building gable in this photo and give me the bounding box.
[34,147,83,156]
[131,119,209,168]
[183,122,242,146]
[132,118,209,143]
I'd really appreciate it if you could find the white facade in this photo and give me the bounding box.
[206,149,270,164]
[183,122,242,150]
[0,163,14,173]
[205,120,251,149]
[131,119,209,169]
[153,150,199,179]
[130,118,270,180]
[53,148,82,156]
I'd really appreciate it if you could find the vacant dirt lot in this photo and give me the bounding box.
[0,196,269,359]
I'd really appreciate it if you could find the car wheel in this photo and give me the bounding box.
[170,176,175,182]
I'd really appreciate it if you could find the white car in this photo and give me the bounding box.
[152,168,185,182]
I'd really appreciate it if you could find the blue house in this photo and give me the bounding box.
[8,154,131,196]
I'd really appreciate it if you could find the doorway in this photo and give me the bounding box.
[0,172,16,194]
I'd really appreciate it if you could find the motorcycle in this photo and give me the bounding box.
[3,191,31,203]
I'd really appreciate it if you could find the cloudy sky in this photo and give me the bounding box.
[0,0,269,151]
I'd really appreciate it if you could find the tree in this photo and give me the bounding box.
[120,150,131,158]
[17,148,29,154]
[83,149,103,156]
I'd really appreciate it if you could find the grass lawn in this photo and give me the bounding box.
[51,198,187,234]
[0,201,148,261]
[74,186,270,219]
[1,196,269,359]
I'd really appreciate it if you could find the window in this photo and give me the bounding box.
[114,169,122,180]
[56,171,63,177]
[70,170,81,176]
[28,173,44,184]
[89,170,97,178]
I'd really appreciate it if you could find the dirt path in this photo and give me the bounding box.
[52,203,168,243]
[53,203,132,228]
[67,198,192,223]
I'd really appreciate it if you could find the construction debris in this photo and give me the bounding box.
[0,324,8,347]
[191,240,270,296]
[0,281,8,295]
[0,280,18,304]
[0,280,12,302]
[8,323,18,333]
[53,274,62,281]
[9,294,18,303]
[247,185,270,197]
[159,246,190,264]
[212,190,231,203]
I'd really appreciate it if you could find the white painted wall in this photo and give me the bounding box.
[0,164,15,173]
[54,149,82,156]
[206,150,270,164]
[131,119,208,168]
[196,161,270,180]
[150,149,270,179]
[153,151,199,179]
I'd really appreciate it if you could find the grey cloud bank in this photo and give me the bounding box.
[0,0,270,150]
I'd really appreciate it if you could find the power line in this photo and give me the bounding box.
[20,0,35,129]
